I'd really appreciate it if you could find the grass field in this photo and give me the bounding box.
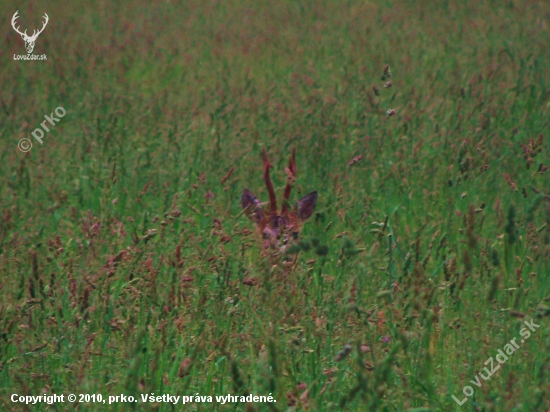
[1,0,550,410]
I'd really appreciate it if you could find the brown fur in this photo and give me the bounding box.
[242,149,317,249]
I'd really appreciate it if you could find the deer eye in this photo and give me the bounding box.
[292,231,299,240]
[273,216,289,228]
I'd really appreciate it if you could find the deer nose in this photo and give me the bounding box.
[263,227,278,239]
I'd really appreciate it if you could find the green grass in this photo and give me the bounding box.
[1,0,550,410]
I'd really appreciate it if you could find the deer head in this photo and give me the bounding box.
[12,11,49,54]
[242,149,317,250]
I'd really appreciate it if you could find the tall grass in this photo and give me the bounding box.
[1,0,549,410]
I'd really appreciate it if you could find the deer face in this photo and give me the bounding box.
[11,11,49,54]
[242,149,318,250]
[23,37,37,54]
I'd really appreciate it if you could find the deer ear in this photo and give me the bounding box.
[242,189,264,223]
[296,191,317,220]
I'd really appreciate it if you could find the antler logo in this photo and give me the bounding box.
[12,10,49,54]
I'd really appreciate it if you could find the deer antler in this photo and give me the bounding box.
[281,149,296,213]
[30,13,49,40]
[262,149,277,216]
[11,11,49,40]
[11,11,27,37]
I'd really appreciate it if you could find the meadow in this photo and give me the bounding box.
[1,0,550,410]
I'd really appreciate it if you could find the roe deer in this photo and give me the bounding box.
[242,149,317,250]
